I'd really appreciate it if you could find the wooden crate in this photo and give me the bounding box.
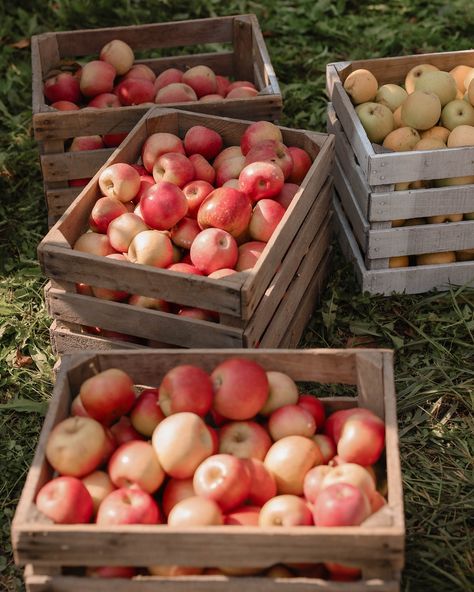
[12,348,404,591]
[327,105,474,275]
[38,107,334,349]
[32,14,282,223]
[326,50,474,186]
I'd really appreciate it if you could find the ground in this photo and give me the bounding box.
[0,1,473,590]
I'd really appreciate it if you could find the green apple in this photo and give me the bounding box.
[441,99,474,130]
[404,63,439,94]
[401,91,441,130]
[356,102,394,143]
[344,69,378,104]
[375,84,407,112]
[414,71,457,107]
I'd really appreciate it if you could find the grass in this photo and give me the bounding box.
[0,0,473,590]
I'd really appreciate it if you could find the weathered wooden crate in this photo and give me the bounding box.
[38,107,334,350]
[326,50,474,186]
[327,105,474,266]
[12,347,404,591]
[31,14,282,224]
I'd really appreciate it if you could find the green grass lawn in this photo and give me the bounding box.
[1,1,473,590]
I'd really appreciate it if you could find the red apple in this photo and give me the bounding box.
[190,228,238,274]
[80,60,116,97]
[241,121,283,155]
[102,132,129,147]
[107,212,148,252]
[96,487,161,525]
[170,217,201,249]
[88,92,122,108]
[162,477,195,517]
[211,358,269,420]
[303,465,334,504]
[148,566,204,576]
[36,476,94,524]
[71,394,90,417]
[153,152,195,188]
[268,404,316,440]
[99,163,141,202]
[50,100,80,110]
[134,174,155,203]
[369,490,387,514]
[128,294,170,312]
[337,411,385,466]
[274,183,300,209]
[213,146,243,169]
[74,232,117,257]
[69,135,104,151]
[199,93,225,102]
[259,494,313,526]
[89,197,128,233]
[208,268,237,279]
[182,65,217,98]
[193,453,251,512]
[100,39,134,75]
[142,132,185,172]
[128,229,174,268]
[287,147,313,184]
[188,154,216,184]
[168,262,203,275]
[81,470,115,514]
[243,458,277,506]
[312,482,371,527]
[321,463,376,500]
[123,63,156,83]
[108,440,165,494]
[167,495,223,526]
[140,181,188,230]
[197,187,252,238]
[298,395,326,431]
[226,86,258,99]
[324,408,375,442]
[219,421,272,460]
[215,154,246,186]
[45,416,108,477]
[216,75,231,97]
[155,82,197,104]
[177,307,217,321]
[183,180,214,217]
[110,416,145,445]
[86,566,137,578]
[236,240,266,271]
[225,505,261,526]
[44,72,81,104]
[184,125,223,160]
[159,364,213,417]
[245,140,293,179]
[152,412,214,478]
[153,68,183,93]
[239,161,285,201]
[130,389,165,436]
[249,198,286,242]
[116,78,155,105]
[227,80,257,93]
[325,562,362,582]
[79,368,136,426]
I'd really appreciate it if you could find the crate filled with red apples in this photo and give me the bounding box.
[31,14,282,224]
[38,107,334,353]
[12,347,404,591]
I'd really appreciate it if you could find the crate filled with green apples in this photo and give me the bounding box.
[38,107,334,352]
[326,51,474,294]
[12,348,404,591]
[32,14,282,224]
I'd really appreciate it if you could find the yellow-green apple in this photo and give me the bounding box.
[152,412,214,478]
[79,368,136,425]
[80,60,116,97]
[142,132,185,172]
[449,65,473,92]
[414,138,446,150]
[227,80,257,93]
[167,495,223,526]
[236,240,266,271]
[274,183,300,209]
[170,217,200,249]
[159,364,213,417]
[200,93,225,102]
[447,124,474,147]
[208,267,238,279]
[148,566,204,576]
[182,65,217,98]
[51,100,80,110]
[140,181,188,230]
[298,394,326,431]
[96,487,161,525]
[335,410,385,466]
[81,470,115,514]
[383,126,420,151]
[401,90,441,130]
[123,63,156,83]
[240,121,283,156]
[71,394,90,417]
[303,465,334,504]
[130,388,165,436]
[183,180,214,217]
[128,229,174,268]
[260,371,299,416]
[74,232,116,256]
[193,453,251,512]
[86,566,137,578]
[219,421,272,460]
[116,78,155,105]
[225,505,261,525]
[153,153,195,188]
[264,435,323,495]
[88,92,121,108]
[215,153,246,186]
[243,458,277,506]
[110,416,144,445]
[69,135,104,151]
[89,197,128,233]
[356,102,394,143]
[190,228,238,274]
[197,187,252,237]
[416,251,456,265]
[45,416,108,477]
[404,63,439,94]
[226,86,258,99]
[321,463,376,499]
[184,125,223,160]
[108,440,165,494]
[153,68,183,93]
[415,70,457,106]
[249,198,285,242]
[168,262,203,275]
[188,154,215,184]
[313,434,336,463]
[343,69,378,104]
[162,477,195,517]
[44,72,81,103]
[107,212,148,252]
[375,84,408,112]
[268,404,316,440]
[325,562,362,582]
[155,82,197,103]
[99,163,141,202]
[36,476,94,524]
[100,39,134,75]
[312,482,371,526]
[441,99,474,130]
[259,494,313,526]
[211,358,269,420]
[213,145,243,169]
[244,140,293,179]
[239,161,285,201]
[216,75,231,96]
[287,147,312,184]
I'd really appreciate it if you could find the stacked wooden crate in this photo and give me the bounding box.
[326,51,474,295]
[31,15,282,225]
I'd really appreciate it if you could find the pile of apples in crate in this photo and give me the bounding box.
[74,120,313,325]
[36,358,386,580]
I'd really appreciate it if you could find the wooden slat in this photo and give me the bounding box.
[334,160,369,251]
[250,14,281,96]
[233,17,255,82]
[46,187,82,218]
[136,51,234,76]
[41,148,115,182]
[355,352,385,420]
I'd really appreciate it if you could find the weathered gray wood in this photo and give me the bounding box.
[334,159,369,251]
[250,14,281,96]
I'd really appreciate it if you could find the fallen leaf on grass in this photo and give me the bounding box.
[14,350,33,367]
[10,38,30,49]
